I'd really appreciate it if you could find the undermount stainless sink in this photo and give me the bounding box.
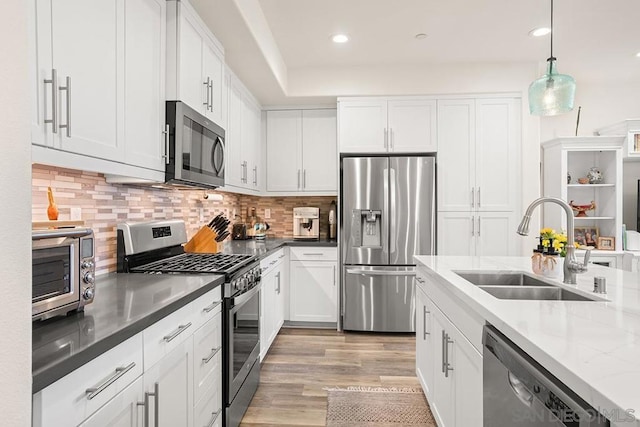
[454,271,599,302]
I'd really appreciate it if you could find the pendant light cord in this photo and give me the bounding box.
[550,0,554,60]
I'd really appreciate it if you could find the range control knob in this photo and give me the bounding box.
[83,272,95,284]
[81,260,94,270]
[240,278,248,290]
[83,287,95,300]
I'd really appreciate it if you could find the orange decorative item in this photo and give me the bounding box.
[47,186,59,220]
[569,200,596,217]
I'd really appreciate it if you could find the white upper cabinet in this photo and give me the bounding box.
[387,99,437,152]
[167,0,225,127]
[266,109,337,194]
[338,100,387,153]
[29,0,168,176]
[223,69,262,193]
[124,0,166,171]
[338,98,437,153]
[437,97,520,213]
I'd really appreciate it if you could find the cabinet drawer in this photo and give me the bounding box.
[143,301,197,368]
[192,286,223,331]
[194,383,222,427]
[289,246,337,261]
[32,334,143,427]
[193,312,222,405]
[261,248,285,275]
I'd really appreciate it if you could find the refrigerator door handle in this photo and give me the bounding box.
[382,167,389,257]
[389,167,397,256]
[346,268,416,277]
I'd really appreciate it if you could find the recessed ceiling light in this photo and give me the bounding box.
[636,52,640,58]
[529,27,551,37]
[415,33,428,40]
[331,34,349,44]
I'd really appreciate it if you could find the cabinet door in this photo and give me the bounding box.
[124,0,166,171]
[431,309,454,427]
[203,42,224,125]
[51,0,123,160]
[451,326,483,427]
[476,212,517,256]
[266,110,302,191]
[193,313,222,406]
[29,0,54,147]
[225,77,244,188]
[387,99,437,153]
[144,337,193,427]
[302,109,337,192]
[290,261,337,322]
[338,100,387,153]
[415,286,435,399]
[260,269,275,360]
[178,7,205,114]
[437,212,475,256]
[242,97,261,190]
[273,267,285,332]
[475,98,521,212]
[437,99,476,211]
[78,377,144,427]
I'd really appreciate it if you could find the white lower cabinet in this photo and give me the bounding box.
[78,376,144,427]
[437,211,517,256]
[289,248,338,323]
[33,287,222,427]
[416,271,482,427]
[144,336,194,427]
[260,249,287,359]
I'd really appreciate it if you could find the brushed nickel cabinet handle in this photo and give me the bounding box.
[441,330,446,374]
[163,322,192,342]
[477,187,481,208]
[203,77,210,108]
[477,216,481,237]
[58,76,71,137]
[85,362,136,400]
[162,124,170,164]
[423,306,430,339]
[384,128,388,149]
[471,216,475,236]
[43,69,58,133]
[333,265,336,286]
[143,383,159,427]
[390,128,394,150]
[471,188,475,208]
[444,332,454,378]
[202,346,221,364]
[297,169,301,189]
[202,301,221,313]
[206,409,222,427]
[208,78,213,111]
[303,169,306,189]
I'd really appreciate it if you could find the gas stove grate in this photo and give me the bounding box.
[131,253,255,274]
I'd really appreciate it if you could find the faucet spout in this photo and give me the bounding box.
[518,197,590,285]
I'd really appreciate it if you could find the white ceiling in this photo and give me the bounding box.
[191,0,640,106]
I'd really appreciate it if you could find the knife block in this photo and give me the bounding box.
[184,226,220,253]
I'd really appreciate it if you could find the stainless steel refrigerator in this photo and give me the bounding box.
[340,156,435,332]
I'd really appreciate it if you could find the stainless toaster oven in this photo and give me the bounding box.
[32,228,95,321]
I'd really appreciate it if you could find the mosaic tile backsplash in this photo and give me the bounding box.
[32,165,336,275]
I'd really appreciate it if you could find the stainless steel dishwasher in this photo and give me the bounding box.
[483,325,609,426]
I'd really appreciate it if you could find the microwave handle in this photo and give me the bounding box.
[212,137,225,175]
[162,124,170,165]
[33,228,92,240]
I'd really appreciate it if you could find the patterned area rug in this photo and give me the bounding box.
[324,386,436,426]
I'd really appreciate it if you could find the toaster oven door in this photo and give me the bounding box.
[32,238,80,319]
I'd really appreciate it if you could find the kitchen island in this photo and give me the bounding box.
[415,255,640,426]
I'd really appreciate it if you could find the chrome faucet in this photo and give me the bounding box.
[517,197,591,285]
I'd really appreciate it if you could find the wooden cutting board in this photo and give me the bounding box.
[32,220,85,229]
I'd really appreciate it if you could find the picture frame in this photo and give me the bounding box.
[597,236,615,251]
[574,226,599,247]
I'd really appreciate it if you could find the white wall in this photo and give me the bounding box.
[0,0,32,424]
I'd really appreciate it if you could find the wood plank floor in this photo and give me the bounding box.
[240,328,419,427]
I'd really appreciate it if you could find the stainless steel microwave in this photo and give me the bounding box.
[32,228,95,321]
[166,101,225,189]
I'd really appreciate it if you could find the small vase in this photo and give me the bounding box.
[541,255,563,279]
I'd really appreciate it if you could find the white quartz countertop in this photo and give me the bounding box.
[414,255,640,425]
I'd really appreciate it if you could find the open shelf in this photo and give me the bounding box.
[567,183,615,188]
[573,216,615,220]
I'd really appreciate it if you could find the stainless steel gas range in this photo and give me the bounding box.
[117,220,261,427]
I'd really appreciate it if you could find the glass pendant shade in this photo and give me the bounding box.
[528,60,576,116]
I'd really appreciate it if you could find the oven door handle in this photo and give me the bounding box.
[33,228,92,240]
[230,284,261,309]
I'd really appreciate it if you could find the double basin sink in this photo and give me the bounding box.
[454,271,601,302]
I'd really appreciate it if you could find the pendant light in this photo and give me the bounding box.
[528,0,576,116]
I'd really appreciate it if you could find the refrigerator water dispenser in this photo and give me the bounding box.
[351,209,382,247]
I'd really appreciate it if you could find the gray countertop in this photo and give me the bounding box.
[221,238,337,257]
[32,272,223,393]
[31,239,336,393]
